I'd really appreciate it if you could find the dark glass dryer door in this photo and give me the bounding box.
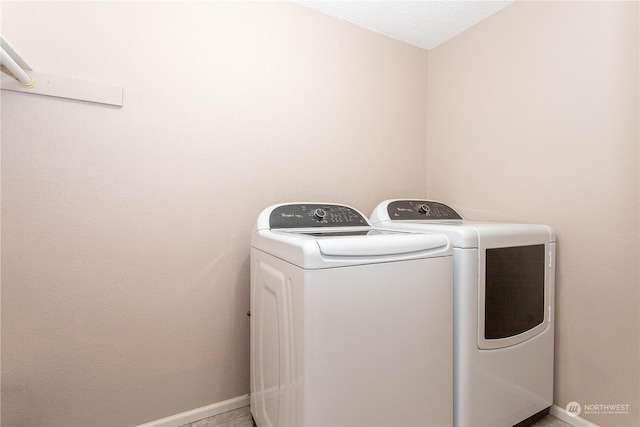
[478,243,549,349]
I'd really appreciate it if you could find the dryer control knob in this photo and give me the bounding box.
[314,208,327,221]
[418,204,430,214]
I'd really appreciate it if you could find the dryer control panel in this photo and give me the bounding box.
[269,204,369,228]
[387,200,462,220]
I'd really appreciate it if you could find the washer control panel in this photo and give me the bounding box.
[269,204,369,228]
[387,200,462,220]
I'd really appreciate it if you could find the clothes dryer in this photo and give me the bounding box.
[250,202,453,427]
[370,200,556,427]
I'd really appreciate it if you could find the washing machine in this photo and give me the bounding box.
[370,200,556,427]
[250,202,453,427]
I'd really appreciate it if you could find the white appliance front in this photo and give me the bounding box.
[370,200,556,427]
[250,203,453,427]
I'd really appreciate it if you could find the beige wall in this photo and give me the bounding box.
[0,2,428,425]
[427,1,639,426]
[3,1,639,426]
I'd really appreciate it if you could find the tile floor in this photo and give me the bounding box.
[532,414,573,427]
[181,405,573,427]
[179,406,253,427]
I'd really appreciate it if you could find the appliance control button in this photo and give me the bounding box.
[314,208,327,220]
[418,203,430,214]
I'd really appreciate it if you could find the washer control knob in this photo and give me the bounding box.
[418,203,430,214]
[314,208,328,221]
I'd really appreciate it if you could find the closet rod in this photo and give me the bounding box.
[0,46,35,87]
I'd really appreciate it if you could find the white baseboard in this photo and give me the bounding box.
[550,404,600,427]
[137,394,250,427]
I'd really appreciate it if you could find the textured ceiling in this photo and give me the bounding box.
[297,1,516,50]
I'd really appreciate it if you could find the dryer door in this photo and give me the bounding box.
[477,227,554,350]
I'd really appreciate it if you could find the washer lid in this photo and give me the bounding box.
[252,203,452,268]
[252,228,451,268]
